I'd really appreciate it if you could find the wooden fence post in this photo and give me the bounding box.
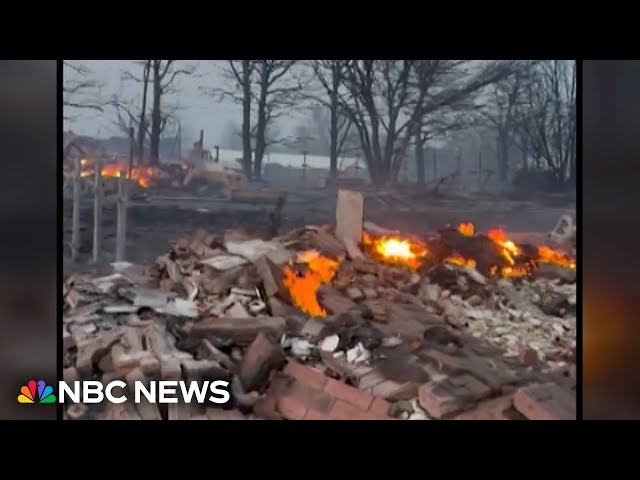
[93,159,103,263]
[116,170,128,262]
[71,156,81,263]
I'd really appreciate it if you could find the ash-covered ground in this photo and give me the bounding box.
[63,186,575,270]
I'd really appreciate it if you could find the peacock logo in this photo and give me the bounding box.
[18,380,56,404]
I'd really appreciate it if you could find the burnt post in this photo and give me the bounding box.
[214,145,220,163]
[128,126,135,178]
[92,158,103,263]
[116,169,128,261]
[71,156,81,263]
[478,151,483,191]
[302,150,308,179]
[432,149,437,181]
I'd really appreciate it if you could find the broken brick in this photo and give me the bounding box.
[418,375,491,419]
[346,287,365,302]
[520,347,539,366]
[185,316,286,346]
[239,332,286,392]
[370,380,419,401]
[284,361,328,390]
[513,383,576,420]
[253,394,283,420]
[454,394,525,420]
[319,291,357,315]
[324,378,373,411]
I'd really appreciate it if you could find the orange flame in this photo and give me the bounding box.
[362,232,428,270]
[79,161,159,188]
[282,250,340,317]
[444,253,477,269]
[537,245,576,270]
[487,228,521,266]
[458,222,474,237]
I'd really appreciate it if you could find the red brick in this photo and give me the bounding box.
[418,374,491,419]
[284,361,328,390]
[358,371,385,390]
[454,395,525,420]
[304,409,334,420]
[370,380,418,401]
[368,397,391,417]
[277,394,309,420]
[513,383,576,420]
[324,378,373,410]
[239,332,287,391]
[253,395,283,420]
[520,348,539,366]
[449,374,492,401]
[207,408,247,420]
[330,400,388,420]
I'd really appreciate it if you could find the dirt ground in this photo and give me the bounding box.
[63,188,575,270]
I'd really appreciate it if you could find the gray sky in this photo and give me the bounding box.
[63,60,300,146]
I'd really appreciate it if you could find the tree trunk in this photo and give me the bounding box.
[497,132,509,183]
[241,60,253,178]
[415,130,425,184]
[329,78,339,179]
[137,60,150,166]
[149,61,162,167]
[253,73,268,179]
[521,134,528,172]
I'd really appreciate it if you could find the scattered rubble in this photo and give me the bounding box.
[63,191,576,420]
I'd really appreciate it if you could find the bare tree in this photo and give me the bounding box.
[306,60,353,178]
[520,60,576,185]
[63,61,103,120]
[115,60,153,164]
[478,61,537,183]
[252,60,301,179]
[338,60,516,186]
[205,60,256,176]
[148,60,194,166]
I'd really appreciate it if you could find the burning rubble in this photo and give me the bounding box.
[63,190,576,421]
[77,158,185,189]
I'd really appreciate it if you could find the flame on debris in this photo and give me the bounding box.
[282,250,340,317]
[362,232,428,270]
[487,228,522,266]
[537,245,576,270]
[79,161,159,188]
[444,253,477,269]
[458,222,474,237]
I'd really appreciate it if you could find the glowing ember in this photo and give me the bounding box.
[282,250,340,317]
[444,253,476,269]
[537,245,576,270]
[487,228,521,266]
[458,222,474,237]
[362,232,428,270]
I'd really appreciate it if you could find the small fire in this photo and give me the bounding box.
[282,250,340,317]
[362,232,428,270]
[79,160,158,188]
[458,222,474,237]
[537,245,576,270]
[444,253,477,269]
[487,228,521,266]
